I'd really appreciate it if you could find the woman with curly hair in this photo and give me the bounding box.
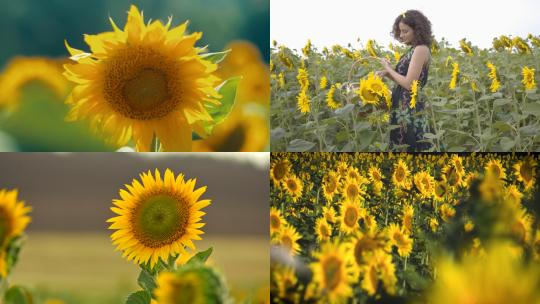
[375,10,433,151]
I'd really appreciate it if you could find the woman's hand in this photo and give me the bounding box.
[380,58,392,71]
[374,70,388,78]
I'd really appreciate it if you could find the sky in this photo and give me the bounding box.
[271,0,540,50]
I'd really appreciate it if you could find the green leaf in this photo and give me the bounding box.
[287,139,316,152]
[137,269,157,293]
[201,49,231,64]
[4,286,32,304]
[126,290,151,304]
[334,103,354,116]
[493,98,511,107]
[186,247,213,265]
[522,102,540,117]
[203,77,241,134]
[499,137,515,151]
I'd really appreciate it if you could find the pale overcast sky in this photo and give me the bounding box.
[271,0,540,50]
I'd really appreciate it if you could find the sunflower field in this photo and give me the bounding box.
[270,36,540,152]
[270,152,540,303]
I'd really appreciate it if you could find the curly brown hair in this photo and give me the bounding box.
[391,10,433,46]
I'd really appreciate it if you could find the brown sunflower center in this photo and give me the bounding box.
[132,193,189,248]
[103,47,181,120]
[490,164,501,178]
[354,238,376,265]
[287,180,298,192]
[270,214,281,230]
[323,256,342,291]
[320,223,329,238]
[347,184,358,199]
[344,207,358,227]
[281,235,293,251]
[395,167,405,182]
[273,163,287,181]
[520,162,532,182]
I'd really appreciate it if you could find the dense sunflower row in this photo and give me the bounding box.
[270,35,540,152]
[270,152,540,303]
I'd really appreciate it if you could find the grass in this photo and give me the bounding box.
[11,232,269,303]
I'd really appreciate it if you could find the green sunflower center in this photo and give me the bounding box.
[170,277,197,303]
[133,194,189,248]
[323,256,342,291]
[0,206,13,246]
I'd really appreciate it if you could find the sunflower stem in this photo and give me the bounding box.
[151,134,161,152]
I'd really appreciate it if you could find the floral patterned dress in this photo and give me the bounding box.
[389,46,431,151]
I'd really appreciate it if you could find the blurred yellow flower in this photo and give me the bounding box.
[0,57,69,109]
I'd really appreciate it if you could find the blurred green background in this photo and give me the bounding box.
[0,0,269,65]
[0,0,269,152]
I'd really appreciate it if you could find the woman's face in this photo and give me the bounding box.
[399,22,415,45]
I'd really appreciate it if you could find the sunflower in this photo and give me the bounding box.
[486,62,500,93]
[357,72,390,107]
[326,85,340,109]
[392,159,410,189]
[341,177,365,203]
[0,57,69,109]
[316,217,332,242]
[449,62,459,90]
[322,171,340,202]
[233,62,270,105]
[434,180,449,201]
[442,163,464,188]
[310,241,354,304]
[273,266,298,298]
[296,89,310,114]
[513,157,537,190]
[440,204,456,223]
[340,200,364,235]
[276,225,301,256]
[485,159,506,180]
[64,5,222,151]
[386,223,413,257]
[346,167,361,182]
[459,39,473,55]
[347,230,390,275]
[505,185,523,206]
[192,110,268,151]
[360,250,397,296]
[107,169,210,268]
[409,80,419,109]
[522,66,536,90]
[270,207,285,236]
[401,205,414,233]
[0,189,32,278]
[154,265,227,304]
[282,175,303,202]
[270,159,291,186]
[368,165,383,184]
[320,75,328,90]
[413,170,435,198]
[323,206,337,224]
[512,208,533,244]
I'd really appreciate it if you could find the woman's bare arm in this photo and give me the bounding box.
[382,45,430,90]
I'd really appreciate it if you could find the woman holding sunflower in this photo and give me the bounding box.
[375,10,433,151]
